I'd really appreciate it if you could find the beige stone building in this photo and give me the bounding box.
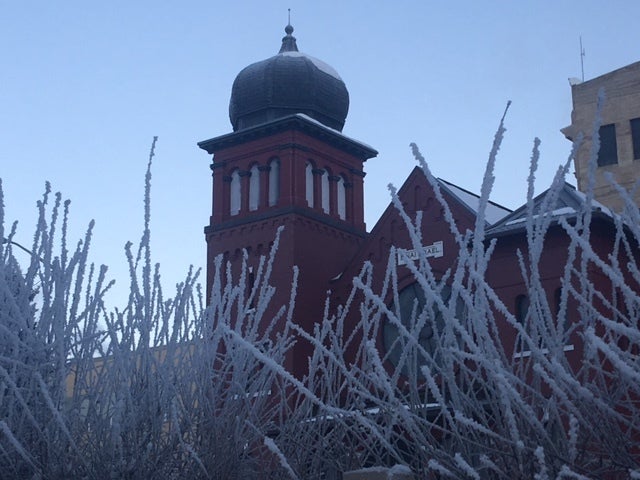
[562,61,640,211]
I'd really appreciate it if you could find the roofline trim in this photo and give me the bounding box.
[198,114,378,160]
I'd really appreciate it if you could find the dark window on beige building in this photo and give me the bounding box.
[597,124,618,166]
[631,118,640,160]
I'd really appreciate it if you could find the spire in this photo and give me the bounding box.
[279,11,298,53]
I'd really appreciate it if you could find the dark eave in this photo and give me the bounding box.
[197,114,378,161]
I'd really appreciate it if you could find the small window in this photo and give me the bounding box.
[268,159,280,207]
[597,124,618,167]
[305,162,314,207]
[515,294,529,324]
[321,170,330,214]
[631,118,640,160]
[337,176,346,220]
[247,266,256,310]
[514,294,530,354]
[230,170,241,216]
[249,165,260,211]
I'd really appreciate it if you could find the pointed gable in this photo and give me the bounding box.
[438,178,511,226]
[486,182,613,238]
[332,167,508,299]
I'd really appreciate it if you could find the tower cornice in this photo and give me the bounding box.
[198,114,377,161]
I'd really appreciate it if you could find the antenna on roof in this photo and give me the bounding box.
[288,8,291,25]
[580,36,585,81]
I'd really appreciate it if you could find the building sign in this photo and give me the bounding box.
[397,241,444,266]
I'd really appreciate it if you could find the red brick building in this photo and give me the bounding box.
[198,24,634,380]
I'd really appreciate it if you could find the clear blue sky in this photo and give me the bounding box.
[2,1,639,304]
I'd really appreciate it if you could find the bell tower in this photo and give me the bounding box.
[198,24,377,377]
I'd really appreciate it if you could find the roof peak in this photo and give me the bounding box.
[279,21,298,53]
[229,20,349,132]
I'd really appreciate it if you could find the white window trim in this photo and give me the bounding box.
[513,343,574,359]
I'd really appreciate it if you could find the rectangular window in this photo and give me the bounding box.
[513,289,575,359]
[631,118,640,160]
[597,124,618,167]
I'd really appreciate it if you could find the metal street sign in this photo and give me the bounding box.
[397,241,443,266]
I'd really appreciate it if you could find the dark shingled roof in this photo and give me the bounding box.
[485,182,613,237]
[228,24,349,132]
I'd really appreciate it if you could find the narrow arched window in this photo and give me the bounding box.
[230,169,241,216]
[516,294,529,324]
[249,165,260,211]
[514,294,530,355]
[306,161,314,207]
[268,158,280,207]
[321,170,330,214]
[337,175,346,220]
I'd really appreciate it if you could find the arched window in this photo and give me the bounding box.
[414,185,422,212]
[230,169,241,216]
[268,158,280,207]
[249,164,260,211]
[426,197,434,211]
[337,175,346,220]
[321,170,330,214]
[514,294,530,355]
[383,282,465,372]
[305,161,314,207]
[515,294,529,324]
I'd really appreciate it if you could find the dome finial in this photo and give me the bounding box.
[279,9,298,53]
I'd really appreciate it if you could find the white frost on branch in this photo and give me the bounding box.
[1,96,639,480]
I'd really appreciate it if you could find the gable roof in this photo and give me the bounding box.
[335,169,512,279]
[363,169,512,241]
[486,182,613,237]
[437,178,512,225]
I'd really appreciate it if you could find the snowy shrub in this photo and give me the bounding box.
[261,102,640,478]
[1,101,639,480]
[0,139,301,479]
[271,102,640,478]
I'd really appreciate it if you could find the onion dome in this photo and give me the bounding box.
[229,24,349,132]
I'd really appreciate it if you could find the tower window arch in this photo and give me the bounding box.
[337,175,346,220]
[306,161,314,208]
[321,169,330,214]
[249,164,260,211]
[230,169,241,216]
[268,158,280,207]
